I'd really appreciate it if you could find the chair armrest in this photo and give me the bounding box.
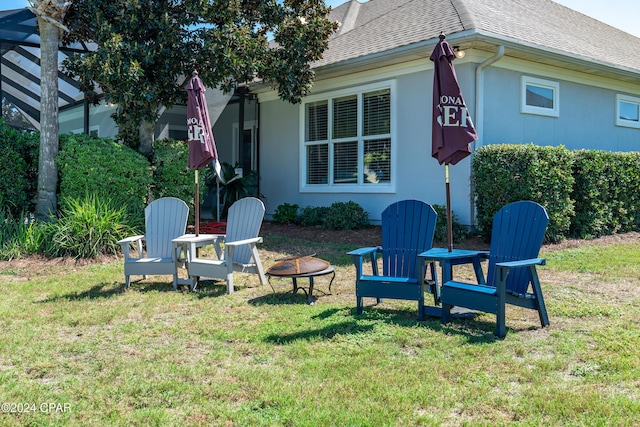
[347,246,381,257]
[117,235,145,245]
[117,235,145,261]
[495,258,546,296]
[224,236,263,247]
[496,258,546,269]
[347,247,382,277]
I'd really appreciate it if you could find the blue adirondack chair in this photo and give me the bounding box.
[348,200,438,320]
[441,200,550,337]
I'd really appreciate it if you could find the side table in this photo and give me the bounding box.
[172,233,219,290]
[418,248,488,317]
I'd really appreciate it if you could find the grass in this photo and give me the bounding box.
[0,236,639,426]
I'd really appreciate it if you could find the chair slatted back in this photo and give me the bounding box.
[225,197,265,264]
[145,197,189,259]
[486,201,549,294]
[381,200,437,279]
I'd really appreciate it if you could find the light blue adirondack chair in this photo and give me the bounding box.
[348,200,438,320]
[117,197,189,288]
[441,200,550,337]
[186,197,267,294]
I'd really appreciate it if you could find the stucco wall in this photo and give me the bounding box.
[258,64,477,225]
[482,66,640,152]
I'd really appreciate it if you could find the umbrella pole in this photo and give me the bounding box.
[195,169,200,237]
[445,164,453,252]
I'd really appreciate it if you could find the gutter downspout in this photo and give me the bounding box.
[471,45,504,228]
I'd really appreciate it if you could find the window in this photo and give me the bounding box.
[521,76,559,117]
[616,94,640,129]
[301,82,394,191]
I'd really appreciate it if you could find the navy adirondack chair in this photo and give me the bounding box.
[348,200,438,320]
[441,201,550,337]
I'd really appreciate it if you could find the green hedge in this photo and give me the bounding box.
[472,144,574,243]
[57,133,152,225]
[151,138,201,224]
[0,119,39,216]
[571,150,640,238]
[473,144,640,242]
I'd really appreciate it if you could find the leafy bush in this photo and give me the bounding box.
[571,150,640,238]
[0,120,39,216]
[151,138,192,199]
[151,138,201,224]
[432,204,469,244]
[323,201,369,230]
[57,134,152,226]
[473,144,574,243]
[273,203,299,225]
[43,195,136,259]
[299,205,330,227]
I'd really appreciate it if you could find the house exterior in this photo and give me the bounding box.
[6,1,639,226]
[253,0,640,226]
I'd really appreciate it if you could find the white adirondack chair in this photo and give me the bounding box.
[117,197,189,288]
[187,197,267,294]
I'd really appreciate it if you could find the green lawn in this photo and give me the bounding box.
[0,237,638,426]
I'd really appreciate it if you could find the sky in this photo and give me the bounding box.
[4,0,640,39]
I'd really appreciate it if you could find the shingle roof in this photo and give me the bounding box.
[317,0,640,78]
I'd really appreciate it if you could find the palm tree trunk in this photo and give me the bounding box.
[34,19,60,219]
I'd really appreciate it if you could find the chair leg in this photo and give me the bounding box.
[226,273,234,294]
[530,268,550,327]
[496,293,506,338]
[356,295,363,314]
[442,303,452,324]
[125,275,131,289]
[496,311,506,338]
[251,246,267,286]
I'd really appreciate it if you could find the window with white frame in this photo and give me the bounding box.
[302,82,394,191]
[521,76,559,117]
[616,94,640,129]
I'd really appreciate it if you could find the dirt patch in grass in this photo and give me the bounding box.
[260,221,640,252]
[1,224,638,275]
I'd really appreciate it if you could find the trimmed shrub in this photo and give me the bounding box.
[324,201,369,230]
[571,150,640,238]
[151,138,201,224]
[473,144,574,242]
[0,120,39,216]
[273,203,300,225]
[57,133,152,228]
[299,205,330,227]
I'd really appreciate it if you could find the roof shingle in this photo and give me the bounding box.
[317,0,640,75]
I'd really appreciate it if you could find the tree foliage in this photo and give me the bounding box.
[63,0,338,151]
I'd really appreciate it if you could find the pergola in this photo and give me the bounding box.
[0,8,96,130]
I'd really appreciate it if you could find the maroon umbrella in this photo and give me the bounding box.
[430,33,478,251]
[187,71,219,235]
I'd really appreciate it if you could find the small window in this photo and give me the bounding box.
[616,94,640,129]
[521,76,559,117]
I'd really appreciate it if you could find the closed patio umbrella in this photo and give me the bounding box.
[187,70,221,235]
[430,33,478,251]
